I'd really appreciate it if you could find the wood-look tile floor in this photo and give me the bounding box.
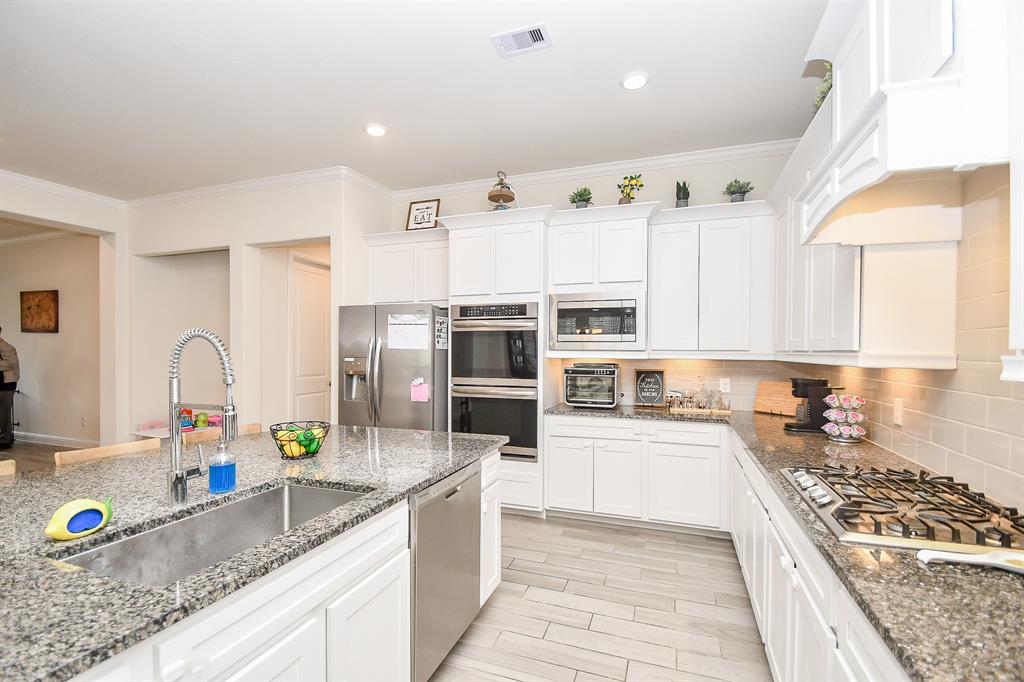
[432,513,772,682]
[1,439,59,472]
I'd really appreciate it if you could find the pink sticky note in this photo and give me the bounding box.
[411,383,430,402]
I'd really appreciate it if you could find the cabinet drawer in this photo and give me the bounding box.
[481,451,500,489]
[154,503,408,682]
[647,421,720,446]
[546,416,645,441]
[499,460,542,510]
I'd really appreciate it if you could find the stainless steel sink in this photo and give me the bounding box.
[63,484,366,586]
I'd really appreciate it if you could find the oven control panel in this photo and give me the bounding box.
[457,303,536,319]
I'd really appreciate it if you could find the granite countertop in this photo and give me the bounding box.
[545,402,730,423]
[0,426,507,682]
[727,411,1024,682]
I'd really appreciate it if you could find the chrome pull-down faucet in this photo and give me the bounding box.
[167,328,238,505]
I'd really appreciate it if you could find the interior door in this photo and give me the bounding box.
[290,258,332,421]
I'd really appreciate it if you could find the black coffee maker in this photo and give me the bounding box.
[784,378,840,433]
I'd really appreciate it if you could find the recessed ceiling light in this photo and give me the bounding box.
[365,123,387,137]
[620,71,650,90]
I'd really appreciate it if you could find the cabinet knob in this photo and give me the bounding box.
[187,656,210,676]
[596,442,607,449]
[162,661,185,682]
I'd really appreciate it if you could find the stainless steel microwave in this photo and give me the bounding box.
[549,293,646,351]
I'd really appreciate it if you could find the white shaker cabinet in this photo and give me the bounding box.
[592,439,643,519]
[441,207,552,301]
[808,243,861,352]
[448,227,493,297]
[547,203,658,293]
[546,435,594,512]
[698,218,752,351]
[365,229,449,304]
[648,222,699,351]
[480,452,501,606]
[647,441,720,527]
[325,549,411,682]
[764,522,794,681]
[225,612,326,682]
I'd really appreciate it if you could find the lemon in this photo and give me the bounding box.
[282,440,304,458]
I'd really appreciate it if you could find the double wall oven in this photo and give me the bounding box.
[450,303,538,462]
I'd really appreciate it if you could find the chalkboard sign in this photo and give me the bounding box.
[634,369,665,407]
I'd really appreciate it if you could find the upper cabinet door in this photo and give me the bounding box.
[698,219,751,350]
[494,223,542,294]
[649,222,699,351]
[549,224,597,287]
[415,241,449,303]
[597,219,647,284]
[448,227,493,297]
[371,245,416,303]
[808,244,861,352]
[774,208,791,352]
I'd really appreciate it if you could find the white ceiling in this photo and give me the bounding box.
[0,1,827,200]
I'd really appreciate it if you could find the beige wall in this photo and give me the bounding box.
[786,166,1023,509]
[132,250,231,429]
[0,233,100,445]
[387,146,794,231]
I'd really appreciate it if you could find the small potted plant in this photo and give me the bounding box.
[723,179,754,202]
[675,180,690,208]
[617,174,644,205]
[569,187,593,209]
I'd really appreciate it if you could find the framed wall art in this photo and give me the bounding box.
[21,289,59,333]
[634,369,665,407]
[406,198,441,231]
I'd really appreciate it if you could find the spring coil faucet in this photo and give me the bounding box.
[167,328,238,505]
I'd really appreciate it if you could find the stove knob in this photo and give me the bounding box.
[813,494,832,507]
[793,470,806,478]
[799,478,815,490]
[808,485,823,496]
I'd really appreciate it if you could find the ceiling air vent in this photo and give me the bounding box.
[490,23,552,58]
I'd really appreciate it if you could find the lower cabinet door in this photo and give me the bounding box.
[593,439,643,518]
[547,436,594,512]
[480,482,502,606]
[225,612,326,682]
[647,441,720,526]
[748,495,768,632]
[765,522,794,681]
[325,549,411,682]
[790,568,837,682]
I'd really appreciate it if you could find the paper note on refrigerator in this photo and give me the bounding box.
[410,382,430,402]
[387,313,429,350]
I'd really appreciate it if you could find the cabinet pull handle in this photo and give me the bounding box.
[187,656,210,677]
[596,442,606,449]
[779,555,791,569]
[162,661,185,682]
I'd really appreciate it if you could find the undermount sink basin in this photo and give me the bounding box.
[63,484,366,586]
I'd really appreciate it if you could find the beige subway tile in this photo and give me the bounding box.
[867,423,893,450]
[988,257,1010,294]
[891,430,918,460]
[931,418,966,452]
[918,369,964,392]
[890,383,921,410]
[946,451,986,491]
[961,362,1013,398]
[957,264,990,300]
[966,225,1010,268]
[1011,438,1024,475]
[918,387,948,417]
[903,410,932,440]
[914,441,947,474]
[987,328,1013,360]
[988,398,1024,437]
[964,426,1012,469]
[958,293,1009,331]
[962,165,1009,205]
[956,330,990,362]
[983,466,1024,511]
[947,392,988,427]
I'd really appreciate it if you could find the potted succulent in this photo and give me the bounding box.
[617,174,644,205]
[569,187,593,209]
[723,179,754,202]
[675,180,690,208]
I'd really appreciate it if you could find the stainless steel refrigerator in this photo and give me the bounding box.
[338,304,448,430]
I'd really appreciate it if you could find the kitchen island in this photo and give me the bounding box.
[0,426,506,682]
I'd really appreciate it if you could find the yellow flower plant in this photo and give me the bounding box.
[617,174,644,200]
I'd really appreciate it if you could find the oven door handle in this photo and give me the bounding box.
[451,320,538,331]
[451,386,538,400]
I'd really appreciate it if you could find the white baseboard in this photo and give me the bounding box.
[13,431,99,449]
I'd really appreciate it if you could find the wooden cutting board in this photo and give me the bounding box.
[754,381,801,416]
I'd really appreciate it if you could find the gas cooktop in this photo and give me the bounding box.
[783,465,1024,554]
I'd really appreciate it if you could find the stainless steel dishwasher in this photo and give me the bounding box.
[410,461,481,682]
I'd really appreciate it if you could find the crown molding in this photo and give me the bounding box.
[364,227,448,247]
[548,201,659,226]
[440,205,555,230]
[342,168,394,200]
[0,170,128,210]
[649,199,774,224]
[391,138,800,202]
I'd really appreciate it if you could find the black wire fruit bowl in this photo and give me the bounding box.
[270,421,330,460]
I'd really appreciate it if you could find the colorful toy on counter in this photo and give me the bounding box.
[179,408,194,430]
[270,421,330,460]
[194,412,209,428]
[207,414,223,427]
[45,497,113,541]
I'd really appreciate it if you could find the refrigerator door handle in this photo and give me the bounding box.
[366,336,376,423]
[373,335,383,421]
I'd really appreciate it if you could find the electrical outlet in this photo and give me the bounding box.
[719,378,731,394]
[893,398,903,426]
[81,416,87,427]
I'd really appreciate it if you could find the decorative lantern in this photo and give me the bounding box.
[487,171,517,211]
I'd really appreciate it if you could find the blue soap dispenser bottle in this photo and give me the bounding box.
[208,440,237,494]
